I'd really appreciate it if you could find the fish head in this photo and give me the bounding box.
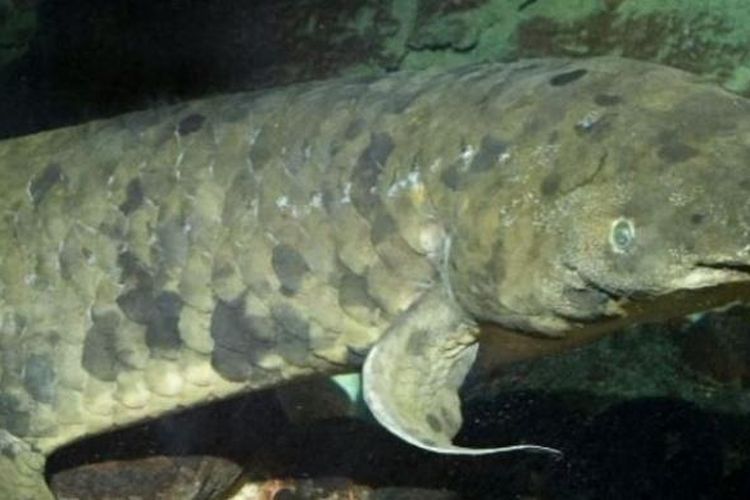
[549,144,750,328]
[551,64,750,328]
[449,58,750,335]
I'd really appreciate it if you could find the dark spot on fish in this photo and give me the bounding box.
[212,348,254,383]
[29,163,64,207]
[81,310,122,382]
[271,304,311,366]
[211,261,235,282]
[116,272,183,358]
[690,213,705,225]
[320,187,337,212]
[271,305,310,340]
[176,113,206,136]
[594,94,622,106]
[440,163,462,191]
[350,132,394,217]
[658,141,698,163]
[541,172,561,197]
[23,354,56,404]
[1,444,16,459]
[426,413,443,432]
[338,269,379,314]
[489,237,506,285]
[117,288,154,325]
[405,329,428,356]
[144,292,183,354]
[272,244,310,296]
[657,131,699,163]
[10,314,26,335]
[549,69,587,86]
[370,210,397,246]
[97,218,128,241]
[0,393,30,437]
[210,298,277,382]
[345,119,366,140]
[117,251,153,289]
[119,178,144,215]
[328,139,343,159]
[470,135,508,172]
[249,315,277,343]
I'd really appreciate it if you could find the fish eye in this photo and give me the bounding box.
[610,218,635,253]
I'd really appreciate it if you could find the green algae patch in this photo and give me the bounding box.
[724,64,750,94]
[401,0,602,70]
[612,0,750,88]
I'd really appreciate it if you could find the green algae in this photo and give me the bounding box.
[400,0,603,70]
[388,0,750,94]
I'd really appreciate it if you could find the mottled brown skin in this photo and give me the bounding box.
[1,57,750,497]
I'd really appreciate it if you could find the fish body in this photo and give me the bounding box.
[1,57,750,498]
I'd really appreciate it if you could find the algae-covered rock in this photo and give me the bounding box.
[409,15,479,52]
[0,0,36,68]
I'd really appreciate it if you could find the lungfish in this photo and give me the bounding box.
[1,57,750,498]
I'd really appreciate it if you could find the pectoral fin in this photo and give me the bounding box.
[362,287,561,456]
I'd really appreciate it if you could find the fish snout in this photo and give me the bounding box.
[692,258,750,284]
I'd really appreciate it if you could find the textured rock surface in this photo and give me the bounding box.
[49,455,242,500]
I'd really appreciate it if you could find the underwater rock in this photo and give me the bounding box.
[408,16,479,52]
[229,477,460,500]
[679,305,750,387]
[49,455,242,500]
[0,0,36,68]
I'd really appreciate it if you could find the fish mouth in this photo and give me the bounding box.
[679,261,750,288]
[696,261,750,274]
[567,259,750,302]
